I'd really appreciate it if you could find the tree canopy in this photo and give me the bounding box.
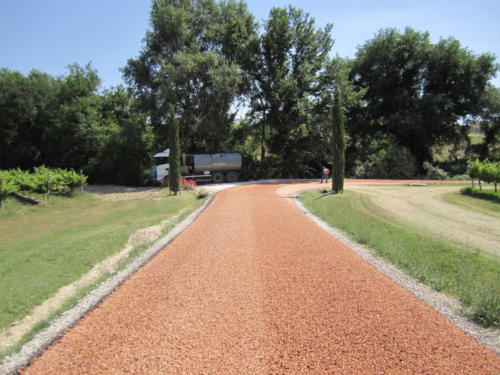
[1,3,499,185]
[249,6,335,177]
[349,28,497,170]
[123,0,258,154]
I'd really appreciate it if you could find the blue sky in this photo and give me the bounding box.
[1,0,498,88]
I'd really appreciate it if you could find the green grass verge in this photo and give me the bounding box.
[0,190,204,331]
[443,191,500,217]
[460,186,500,204]
[0,270,112,361]
[300,190,500,328]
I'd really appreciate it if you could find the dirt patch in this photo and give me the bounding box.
[86,185,165,201]
[346,184,500,259]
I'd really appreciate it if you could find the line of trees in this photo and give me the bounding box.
[0,65,153,185]
[468,160,500,192]
[1,0,498,186]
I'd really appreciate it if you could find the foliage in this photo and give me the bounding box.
[0,168,87,202]
[248,5,335,177]
[480,160,499,192]
[350,135,417,179]
[467,159,482,187]
[124,0,258,154]
[423,161,448,180]
[40,64,103,171]
[350,27,497,170]
[0,66,152,186]
[0,171,17,210]
[473,87,500,161]
[168,104,181,194]
[460,187,500,203]
[88,86,153,186]
[468,159,500,191]
[331,87,345,193]
[0,69,57,170]
[1,6,499,184]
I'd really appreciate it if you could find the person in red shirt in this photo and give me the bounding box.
[321,166,330,183]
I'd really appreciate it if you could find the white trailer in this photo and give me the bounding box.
[152,148,242,183]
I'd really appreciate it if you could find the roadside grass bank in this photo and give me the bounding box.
[0,197,204,362]
[0,190,204,332]
[460,186,500,204]
[0,271,110,362]
[300,190,500,328]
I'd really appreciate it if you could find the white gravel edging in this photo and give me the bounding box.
[293,196,500,355]
[0,194,215,375]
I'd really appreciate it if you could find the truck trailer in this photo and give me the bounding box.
[152,148,242,183]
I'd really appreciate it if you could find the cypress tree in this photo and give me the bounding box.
[332,88,345,193]
[168,104,181,195]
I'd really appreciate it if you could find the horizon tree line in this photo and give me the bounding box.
[1,0,498,187]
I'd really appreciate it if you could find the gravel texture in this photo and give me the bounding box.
[285,184,500,354]
[8,182,500,374]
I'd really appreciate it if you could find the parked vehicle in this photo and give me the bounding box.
[152,149,242,183]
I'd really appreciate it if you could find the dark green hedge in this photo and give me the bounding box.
[461,187,500,203]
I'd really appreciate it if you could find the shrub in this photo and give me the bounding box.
[356,142,417,179]
[423,161,448,180]
[449,174,469,181]
[0,171,17,210]
[196,191,208,200]
[0,167,88,204]
[461,186,500,203]
[468,160,500,191]
[467,160,481,187]
[480,161,499,192]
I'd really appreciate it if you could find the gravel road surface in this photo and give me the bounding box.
[21,182,499,374]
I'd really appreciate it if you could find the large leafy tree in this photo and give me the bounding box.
[350,28,497,169]
[41,63,103,170]
[89,86,152,185]
[0,69,57,169]
[0,65,152,185]
[124,0,258,154]
[249,6,333,177]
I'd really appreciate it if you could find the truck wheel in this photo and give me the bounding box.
[212,172,224,183]
[226,171,239,183]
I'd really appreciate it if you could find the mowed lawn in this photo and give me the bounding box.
[0,190,204,330]
[301,186,500,327]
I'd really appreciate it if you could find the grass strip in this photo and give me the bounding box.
[300,190,500,328]
[0,190,201,330]
[0,271,112,362]
[0,191,207,363]
[443,191,500,217]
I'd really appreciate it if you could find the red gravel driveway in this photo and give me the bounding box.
[21,182,500,374]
